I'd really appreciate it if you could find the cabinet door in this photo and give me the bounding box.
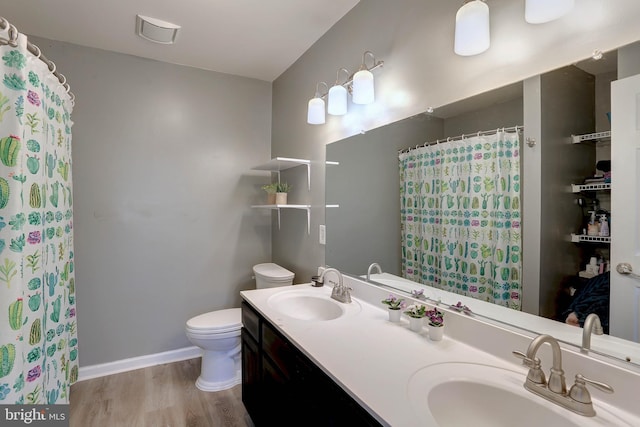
[261,355,299,426]
[241,329,261,424]
[611,73,640,342]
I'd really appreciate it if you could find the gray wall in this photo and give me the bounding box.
[30,37,273,367]
[619,41,640,79]
[271,0,640,282]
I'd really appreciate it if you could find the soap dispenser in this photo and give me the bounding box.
[599,214,609,237]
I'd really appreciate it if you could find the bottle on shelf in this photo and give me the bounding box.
[587,210,599,237]
[599,214,609,237]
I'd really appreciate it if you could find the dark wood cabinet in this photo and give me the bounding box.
[241,301,382,427]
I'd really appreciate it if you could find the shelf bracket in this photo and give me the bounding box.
[277,208,281,230]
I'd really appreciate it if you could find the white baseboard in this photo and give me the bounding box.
[77,346,202,382]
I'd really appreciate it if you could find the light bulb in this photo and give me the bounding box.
[352,69,374,105]
[307,97,325,125]
[454,0,490,56]
[328,84,348,115]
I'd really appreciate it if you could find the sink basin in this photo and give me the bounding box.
[407,362,631,427]
[267,288,350,321]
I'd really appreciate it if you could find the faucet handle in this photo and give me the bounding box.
[512,351,546,385]
[569,374,614,404]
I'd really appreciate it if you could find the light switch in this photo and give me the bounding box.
[319,225,326,245]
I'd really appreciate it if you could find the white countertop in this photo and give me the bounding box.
[241,278,640,427]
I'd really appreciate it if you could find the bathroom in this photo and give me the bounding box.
[1,0,640,426]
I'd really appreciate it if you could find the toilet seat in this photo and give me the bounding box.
[186,308,242,334]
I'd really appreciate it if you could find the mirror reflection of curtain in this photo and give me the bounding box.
[399,131,522,309]
[0,31,77,403]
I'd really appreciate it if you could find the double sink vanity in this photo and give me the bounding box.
[240,269,640,426]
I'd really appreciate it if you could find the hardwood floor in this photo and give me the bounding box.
[70,358,251,427]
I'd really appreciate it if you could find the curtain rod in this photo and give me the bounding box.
[399,125,523,154]
[0,16,75,106]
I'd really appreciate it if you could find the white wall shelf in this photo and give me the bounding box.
[252,204,311,234]
[252,157,311,190]
[571,182,612,193]
[252,159,339,235]
[570,233,611,244]
[571,131,611,144]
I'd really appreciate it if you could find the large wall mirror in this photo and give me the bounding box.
[326,41,640,367]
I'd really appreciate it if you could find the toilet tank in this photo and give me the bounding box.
[253,263,294,289]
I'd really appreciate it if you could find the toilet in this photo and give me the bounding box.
[185,263,294,391]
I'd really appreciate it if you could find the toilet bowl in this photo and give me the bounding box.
[185,263,294,392]
[185,308,242,391]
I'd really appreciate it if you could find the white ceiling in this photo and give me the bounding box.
[0,0,360,82]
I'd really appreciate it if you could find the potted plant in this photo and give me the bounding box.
[450,301,472,315]
[410,289,425,299]
[425,307,444,341]
[275,182,292,205]
[261,183,278,204]
[404,304,427,332]
[381,294,406,322]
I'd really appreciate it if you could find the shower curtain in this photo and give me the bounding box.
[399,131,522,310]
[0,29,77,404]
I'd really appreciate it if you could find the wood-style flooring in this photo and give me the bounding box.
[70,358,251,427]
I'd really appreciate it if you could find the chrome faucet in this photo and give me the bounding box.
[366,263,382,281]
[513,333,613,417]
[319,268,352,304]
[581,313,604,352]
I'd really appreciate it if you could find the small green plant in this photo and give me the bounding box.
[381,294,405,310]
[404,304,427,319]
[426,307,444,327]
[276,182,292,193]
[261,183,278,194]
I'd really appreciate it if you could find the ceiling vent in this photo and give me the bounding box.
[136,15,180,44]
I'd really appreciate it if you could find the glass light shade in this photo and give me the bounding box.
[327,84,348,115]
[525,0,574,24]
[307,97,325,125]
[352,69,374,104]
[454,0,490,56]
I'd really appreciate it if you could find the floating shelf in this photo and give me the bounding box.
[571,183,611,193]
[571,234,611,243]
[252,157,311,190]
[252,204,311,234]
[571,131,611,144]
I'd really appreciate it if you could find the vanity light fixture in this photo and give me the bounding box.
[307,82,328,125]
[306,51,384,125]
[454,0,490,56]
[328,68,349,115]
[352,51,377,104]
[525,0,575,24]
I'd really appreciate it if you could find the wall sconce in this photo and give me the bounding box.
[525,0,575,24]
[352,51,377,104]
[328,68,349,115]
[454,0,575,56]
[307,82,328,125]
[454,0,490,56]
[307,51,384,125]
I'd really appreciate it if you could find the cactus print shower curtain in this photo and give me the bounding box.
[0,32,77,404]
[399,131,522,310]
